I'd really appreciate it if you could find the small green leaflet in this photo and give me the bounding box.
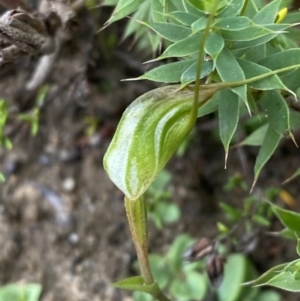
[216,47,247,108]
[245,44,266,63]
[138,59,196,83]
[143,22,192,42]
[258,49,300,75]
[244,262,289,287]
[252,0,281,25]
[219,89,239,167]
[191,17,208,33]
[204,32,224,64]
[104,0,144,25]
[267,267,300,291]
[181,60,214,84]
[271,204,300,232]
[214,16,251,31]
[217,0,245,18]
[237,59,288,91]
[113,276,159,293]
[197,91,220,117]
[220,24,286,42]
[157,33,203,59]
[258,90,292,137]
[252,126,281,191]
[238,124,268,147]
[283,167,300,184]
[233,32,284,50]
[168,11,199,26]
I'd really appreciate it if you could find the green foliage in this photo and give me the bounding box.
[0,283,42,301]
[103,0,300,299]
[146,170,180,229]
[246,204,300,291]
[104,0,300,192]
[133,235,279,301]
[0,99,12,150]
[18,108,40,137]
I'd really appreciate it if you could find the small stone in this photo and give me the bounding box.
[38,154,52,166]
[59,148,81,163]
[68,233,79,245]
[88,133,101,146]
[62,177,76,192]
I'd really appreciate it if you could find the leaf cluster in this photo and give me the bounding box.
[246,203,300,292]
[104,0,300,192]
[134,235,279,301]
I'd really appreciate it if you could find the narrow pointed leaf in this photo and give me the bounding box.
[123,1,150,39]
[158,33,202,59]
[267,269,300,292]
[214,16,251,30]
[238,124,268,147]
[234,32,284,50]
[220,25,286,42]
[181,60,214,84]
[184,0,206,15]
[191,17,208,33]
[144,22,192,42]
[216,47,247,103]
[244,263,289,286]
[217,0,245,17]
[104,85,218,200]
[150,0,164,23]
[259,90,291,136]
[283,167,300,184]
[197,91,220,117]
[280,68,300,92]
[271,204,300,232]
[258,49,300,74]
[139,59,196,83]
[268,228,299,240]
[168,11,199,26]
[113,276,160,294]
[245,44,266,63]
[252,0,281,24]
[219,89,239,166]
[247,93,259,115]
[204,32,224,63]
[237,59,288,91]
[253,126,281,188]
[105,0,144,25]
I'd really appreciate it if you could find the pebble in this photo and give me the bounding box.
[68,233,79,245]
[62,177,76,192]
[38,154,52,166]
[59,148,81,163]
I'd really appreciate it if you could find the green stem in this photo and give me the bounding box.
[125,196,154,284]
[189,0,220,126]
[217,63,300,89]
[125,197,172,301]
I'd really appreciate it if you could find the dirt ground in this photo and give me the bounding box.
[0,4,300,301]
